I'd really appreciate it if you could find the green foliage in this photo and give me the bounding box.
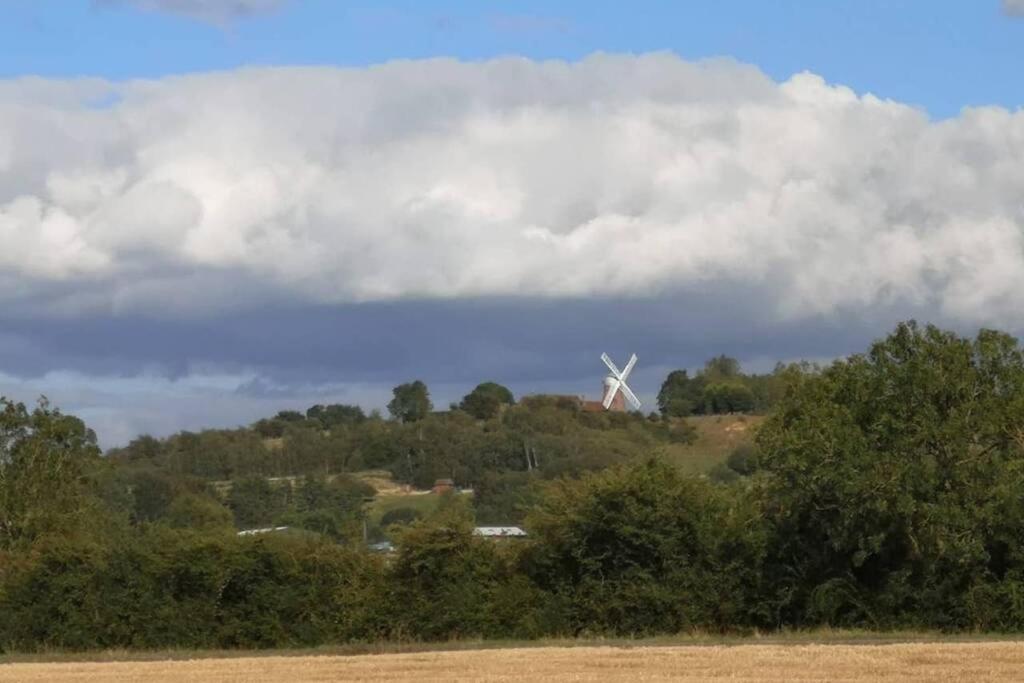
[725,443,758,476]
[11,321,1024,650]
[473,471,538,525]
[701,382,755,414]
[667,419,698,444]
[0,398,102,551]
[385,504,545,639]
[0,530,387,649]
[459,382,515,420]
[708,462,740,484]
[164,494,234,531]
[702,354,742,381]
[387,380,433,423]
[658,356,804,417]
[524,459,766,634]
[306,403,366,430]
[755,321,1024,629]
[125,469,177,523]
[228,476,289,529]
[380,506,422,528]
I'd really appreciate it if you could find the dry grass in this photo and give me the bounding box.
[660,414,765,473]
[3,642,1023,682]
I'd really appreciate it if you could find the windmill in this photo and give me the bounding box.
[601,352,641,411]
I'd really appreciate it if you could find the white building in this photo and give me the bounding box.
[473,526,527,538]
[237,526,290,537]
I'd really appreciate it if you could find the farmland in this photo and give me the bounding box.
[3,641,1023,682]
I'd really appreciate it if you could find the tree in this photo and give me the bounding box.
[701,382,755,414]
[0,397,102,550]
[380,507,422,528]
[656,370,703,417]
[525,459,766,634]
[165,493,234,531]
[702,355,742,381]
[459,382,515,420]
[755,321,1024,628]
[127,469,177,523]
[252,418,287,439]
[306,404,366,430]
[385,502,528,640]
[387,381,432,423]
[227,476,287,529]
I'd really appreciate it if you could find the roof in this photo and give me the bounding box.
[473,526,527,537]
[237,526,290,536]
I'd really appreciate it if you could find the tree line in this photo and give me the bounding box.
[105,375,708,528]
[4,321,1024,651]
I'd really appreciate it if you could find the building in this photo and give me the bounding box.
[432,478,456,494]
[473,526,527,538]
[237,526,289,537]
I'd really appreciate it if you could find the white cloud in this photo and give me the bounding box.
[97,0,288,24]
[1,54,1023,325]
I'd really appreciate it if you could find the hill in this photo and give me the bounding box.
[660,414,764,474]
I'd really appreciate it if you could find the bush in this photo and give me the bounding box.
[380,507,422,528]
[725,443,758,476]
[708,463,740,484]
[668,420,698,444]
[165,494,234,531]
[524,460,766,634]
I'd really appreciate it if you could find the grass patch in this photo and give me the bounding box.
[366,492,444,526]
[659,414,764,474]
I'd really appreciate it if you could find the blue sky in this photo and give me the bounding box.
[1,1,1023,446]
[4,1,1022,118]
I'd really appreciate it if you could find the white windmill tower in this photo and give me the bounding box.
[600,352,641,412]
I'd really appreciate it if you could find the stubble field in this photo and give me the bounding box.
[3,641,1024,682]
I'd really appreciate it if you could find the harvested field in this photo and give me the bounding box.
[3,641,1024,682]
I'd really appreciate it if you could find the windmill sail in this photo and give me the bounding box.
[599,352,641,411]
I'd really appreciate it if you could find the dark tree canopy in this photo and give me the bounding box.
[657,354,791,416]
[306,404,366,430]
[656,369,702,417]
[387,381,433,423]
[702,354,742,381]
[459,382,515,419]
[701,382,755,414]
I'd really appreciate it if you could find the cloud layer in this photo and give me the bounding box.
[97,0,288,24]
[2,54,1022,328]
[2,54,1024,443]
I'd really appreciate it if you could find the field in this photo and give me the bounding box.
[3,640,1023,682]
[366,490,450,526]
[663,414,764,473]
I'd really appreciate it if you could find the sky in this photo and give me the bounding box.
[1,0,1023,446]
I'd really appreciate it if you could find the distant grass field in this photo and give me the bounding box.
[4,635,1023,682]
[659,414,764,474]
[366,491,447,527]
